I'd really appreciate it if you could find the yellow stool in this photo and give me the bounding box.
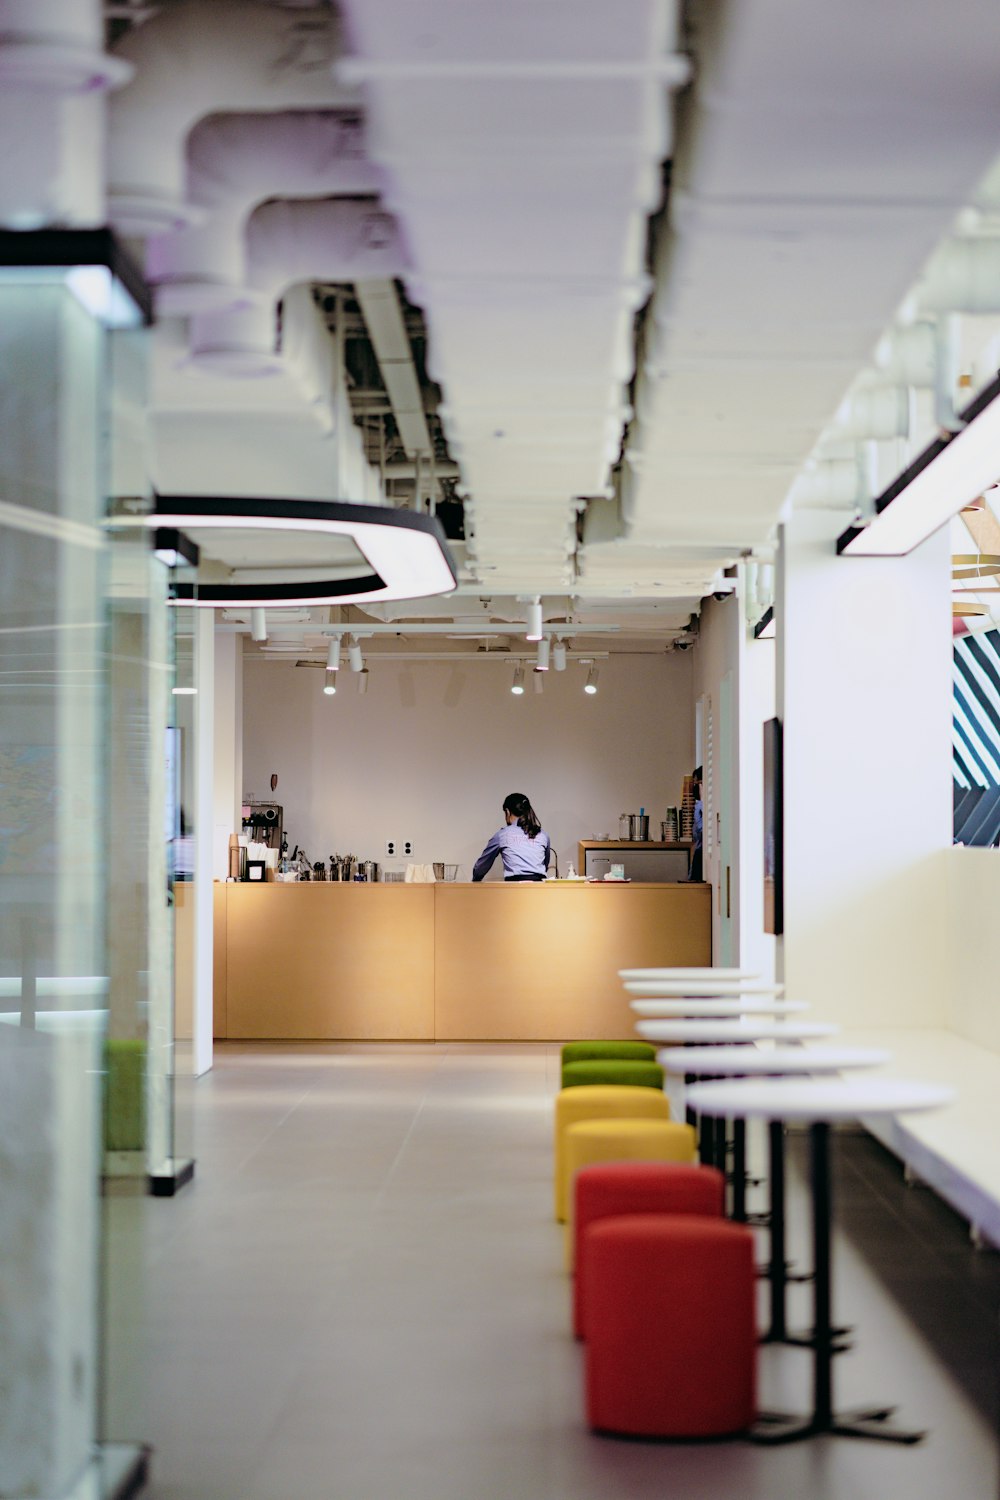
[563,1117,698,1270]
[554,1085,671,1223]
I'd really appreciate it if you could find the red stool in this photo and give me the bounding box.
[573,1161,724,1338]
[584,1214,756,1438]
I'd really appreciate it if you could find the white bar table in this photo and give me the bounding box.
[635,1019,836,1045]
[625,979,784,998]
[659,1046,892,1338]
[630,999,808,1018]
[685,1076,954,1445]
[636,1019,838,1206]
[619,967,760,982]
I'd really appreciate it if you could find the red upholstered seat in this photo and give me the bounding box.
[583,1214,756,1439]
[573,1161,724,1338]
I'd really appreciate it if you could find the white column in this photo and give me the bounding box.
[213,631,243,881]
[735,579,776,981]
[192,609,215,1076]
[777,510,952,1027]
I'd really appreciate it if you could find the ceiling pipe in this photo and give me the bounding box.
[833,384,912,442]
[0,0,132,228]
[245,198,408,299]
[918,238,1000,314]
[147,110,383,316]
[107,2,354,237]
[874,321,938,387]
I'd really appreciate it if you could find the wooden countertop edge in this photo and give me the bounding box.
[218,880,708,890]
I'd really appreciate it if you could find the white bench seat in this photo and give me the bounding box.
[828,1027,1000,1250]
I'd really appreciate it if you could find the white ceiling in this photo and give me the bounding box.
[94,0,1000,653]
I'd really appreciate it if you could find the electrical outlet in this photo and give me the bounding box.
[402,838,414,857]
[385,838,397,858]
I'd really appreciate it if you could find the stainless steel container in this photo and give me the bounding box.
[634,814,649,841]
[361,860,380,882]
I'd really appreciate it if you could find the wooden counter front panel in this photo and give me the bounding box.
[434,884,711,1041]
[224,884,435,1040]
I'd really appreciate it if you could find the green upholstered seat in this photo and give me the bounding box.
[104,1037,146,1152]
[561,1041,657,1065]
[561,1058,664,1091]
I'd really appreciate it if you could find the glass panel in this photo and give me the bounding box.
[0,277,107,1496]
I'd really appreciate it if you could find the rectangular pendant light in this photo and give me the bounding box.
[838,372,1000,557]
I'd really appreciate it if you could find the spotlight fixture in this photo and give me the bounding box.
[552,640,567,672]
[526,598,543,641]
[348,640,364,672]
[584,666,599,695]
[511,665,525,695]
[326,636,341,672]
[323,680,336,696]
[357,668,369,695]
[535,636,550,671]
[532,669,544,694]
[250,608,267,642]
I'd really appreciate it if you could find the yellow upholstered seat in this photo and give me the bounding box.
[563,1117,698,1267]
[554,1085,670,1223]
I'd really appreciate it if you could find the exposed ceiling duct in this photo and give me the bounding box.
[335,0,691,595]
[108,2,356,237]
[0,0,131,227]
[624,0,1000,573]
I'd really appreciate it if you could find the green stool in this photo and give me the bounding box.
[561,1041,657,1065]
[104,1037,146,1152]
[562,1058,665,1091]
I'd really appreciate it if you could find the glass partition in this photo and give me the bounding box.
[0,263,113,1499]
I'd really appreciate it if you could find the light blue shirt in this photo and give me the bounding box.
[473,823,551,881]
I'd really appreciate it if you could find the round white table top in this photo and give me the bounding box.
[684,1076,954,1122]
[619,967,760,982]
[657,1045,893,1077]
[625,979,785,998]
[630,999,809,1018]
[635,1019,838,1044]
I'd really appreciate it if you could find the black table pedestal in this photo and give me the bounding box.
[752,1122,925,1446]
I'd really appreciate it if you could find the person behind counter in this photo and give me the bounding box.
[472,792,551,883]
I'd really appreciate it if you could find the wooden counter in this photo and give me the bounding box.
[215,881,711,1043]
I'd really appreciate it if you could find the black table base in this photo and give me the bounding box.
[751,1122,926,1445]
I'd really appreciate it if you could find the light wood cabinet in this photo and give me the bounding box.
[215,881,711,1042]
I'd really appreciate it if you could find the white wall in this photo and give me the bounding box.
[693,586,777,978]
[737,604,776,982]
[947,847,1000,1053]
[212,632,243,880]
[241,653,695,878]
[777,511,952,1028]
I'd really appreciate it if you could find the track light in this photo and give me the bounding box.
[348,639,364,672]
[323,679,336,696]
[526,598,543,641]
[326,636,341,672]
[357,668,369,695]
[250,608,267,642]
[511,665,525,695]
[552,640,567,671]
[532,669,544,694]
[584,666,599,695]
[535,636,550,671]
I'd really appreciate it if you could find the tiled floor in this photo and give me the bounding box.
[103,1044,1000,1500]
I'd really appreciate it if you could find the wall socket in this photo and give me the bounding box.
[402,838,414,857]
[385,838,397,858]
[385,838,415,858]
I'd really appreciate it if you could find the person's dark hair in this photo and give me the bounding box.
[503,792,541,839]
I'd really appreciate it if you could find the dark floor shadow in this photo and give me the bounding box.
[785,1129,1000,1435]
